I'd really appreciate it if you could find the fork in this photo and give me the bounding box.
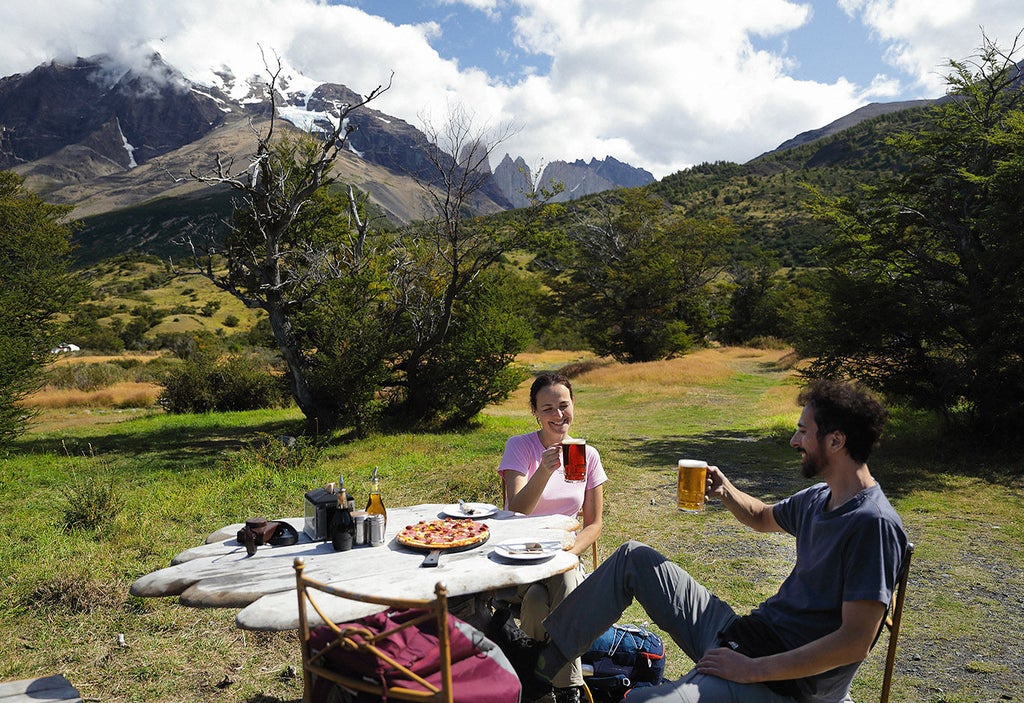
[504,542,545,553]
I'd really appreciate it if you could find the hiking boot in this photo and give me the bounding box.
[558,686,583,703]
[532,686,582,703]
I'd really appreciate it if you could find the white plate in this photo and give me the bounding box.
[493,540,562,561]
[441,502,500,519]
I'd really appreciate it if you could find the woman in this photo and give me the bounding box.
[499,372,607,703]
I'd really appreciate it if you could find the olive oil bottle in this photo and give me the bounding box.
[365,466,387,532]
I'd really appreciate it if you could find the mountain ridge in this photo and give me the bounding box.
[0,51,960,269]
[0,53,655,226]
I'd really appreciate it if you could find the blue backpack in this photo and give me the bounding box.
[581,623,666,701]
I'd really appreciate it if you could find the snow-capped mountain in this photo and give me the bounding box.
[0,52,656,231]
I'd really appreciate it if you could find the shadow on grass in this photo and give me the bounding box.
[613,428,995,504]
[13,414,308,470]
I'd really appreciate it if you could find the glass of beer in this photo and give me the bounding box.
[677,459,708,512]
[562,439,587,482]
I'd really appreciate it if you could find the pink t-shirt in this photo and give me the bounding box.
[498,432,608,517]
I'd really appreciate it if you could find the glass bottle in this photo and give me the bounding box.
[365,466,387,532]
[331,478,355,551]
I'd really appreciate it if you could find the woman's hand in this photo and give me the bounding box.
[538,443,562,476]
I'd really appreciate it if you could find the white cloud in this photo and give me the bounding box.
[1,0,1020,180]
[496,0,859,175]
[438,0,503,20]
[841,0,1022,96]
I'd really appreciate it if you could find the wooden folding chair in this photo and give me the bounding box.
[294,557,473,703]
[878,542,914,703]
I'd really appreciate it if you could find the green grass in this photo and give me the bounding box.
[1,347,1021,703]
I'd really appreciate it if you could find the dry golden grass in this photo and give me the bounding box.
[495,347,799,426]
[26,382,161,409]
[51,351,163,366]
[578,346,790,389]
[515,349,600,369]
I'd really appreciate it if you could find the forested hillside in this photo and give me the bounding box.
[645,104,934,265]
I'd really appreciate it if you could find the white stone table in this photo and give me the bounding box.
[130,504,580,631]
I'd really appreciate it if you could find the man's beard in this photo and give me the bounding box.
[801,456,820,479]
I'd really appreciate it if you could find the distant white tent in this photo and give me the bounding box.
[51,343,81,354]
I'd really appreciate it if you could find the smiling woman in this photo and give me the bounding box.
[497,371,608,700]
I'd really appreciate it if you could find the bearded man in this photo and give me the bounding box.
[534,378,909,703]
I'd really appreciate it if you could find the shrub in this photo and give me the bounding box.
[58,444,124,532]
[46,362,127,391]
[217,432,324,473]
[200,300,221,317]
[745,335,790,350]
[158,353,287,413]
[60,474,122,532]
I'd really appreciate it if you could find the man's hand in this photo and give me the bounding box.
[706,465,727,499]
[695,647,761,683]
[698,601,887,685]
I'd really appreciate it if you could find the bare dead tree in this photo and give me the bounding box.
[400,106,517,351]
[173,48,393,431]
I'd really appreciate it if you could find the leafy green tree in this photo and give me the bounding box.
[560,190,739,362]
[0,171,85,441]
[720,250,785,345]
[178,53,394,433]
[385,267,532,429]
[719,248,813,346]
[378,109,537,427]
[181,59,534,434]
[800,33,1024,441]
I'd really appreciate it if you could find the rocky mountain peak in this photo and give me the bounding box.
[1,52,654,235]
[0,53,228,170]
[492,155,655,205]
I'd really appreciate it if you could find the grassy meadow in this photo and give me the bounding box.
[1,347,1022,703]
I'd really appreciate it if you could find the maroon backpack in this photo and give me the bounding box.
[309,607,521,703]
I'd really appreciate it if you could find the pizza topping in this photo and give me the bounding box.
[396,518,490,549]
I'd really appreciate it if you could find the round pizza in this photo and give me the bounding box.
[396,518,490,550]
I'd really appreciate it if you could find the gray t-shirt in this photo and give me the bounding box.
[754,482,908,702]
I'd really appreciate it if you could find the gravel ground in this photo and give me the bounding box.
[890,529,1024,702]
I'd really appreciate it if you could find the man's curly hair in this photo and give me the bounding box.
[797,379,888,464]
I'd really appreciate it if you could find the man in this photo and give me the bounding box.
[536,378,909,702]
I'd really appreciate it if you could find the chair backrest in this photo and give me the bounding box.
[500,477,599,570]
[294,557,457,703]
[879,542,914,703]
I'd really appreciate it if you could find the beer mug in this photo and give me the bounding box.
[561,438,587,482]
[677,459,708,512]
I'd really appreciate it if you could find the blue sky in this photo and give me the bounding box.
[1,0,1020,178]
[337,0,888,90]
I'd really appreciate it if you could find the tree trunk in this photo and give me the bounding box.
[266,305,337,434]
